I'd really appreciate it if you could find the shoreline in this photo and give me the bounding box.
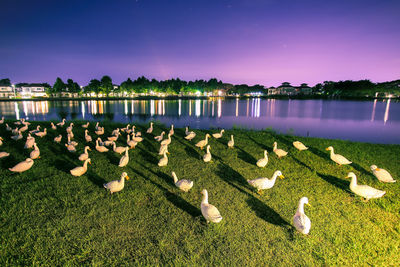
[0,95,398,102]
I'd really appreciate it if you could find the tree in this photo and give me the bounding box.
[100,76,113,96]
[67,79,81,94]
[85,79,101,96]
[0,78,11,86]
[52,77,66,96]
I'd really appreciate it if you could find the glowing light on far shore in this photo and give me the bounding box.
[217,98,222,118]
[384,99,391,125]
[195,99,201,117]
[178,99,181,116]
[14,102,20,120]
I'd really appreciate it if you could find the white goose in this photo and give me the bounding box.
[11,130,23,141]
[169,124,174,136]
[29,125,41,134]
[346,172,386,201]
[212,129,224,139]
[24,134,35,149]
[9,158,34,173]
[65,143,76,152]
[19,124,28,132]
[79,146,91,161]
[131,132,143,142]
[112,142,126,154]
[107,133,119,142]
[154,131,165,142]
[96,139,109,152]
[30,143,40,159]
[35,128,47,138]
[12,127,19,135]
[203,145,212,162]
[158,151,168,166]
[103,172,130,194]
[126,134,137,149]
[57,118,66,127]
[160,133,172,146]
[119,147,129,167]
[146,122,154,133]
[82,122,89,128]
[54,134,62,143]
[201,189,222,223]
[0,136,3,146]
[326,146,352,165]
[85,130,92,142]
[70,158,91,177]
[0,116,4,124]
[247,170,284,194]
[95,127,104,135]
[293,197,311,235]
[67,135,78,147]
[50,122,57,130]
[0,151,10,158]
[370,165,396,183]
[195,134,211,150]
[184,127,196,141]
[256,150,268,167]
[227,135,234,148]
[66,123,74,134]
[171,171,193,192]
[273,142,287,158]
[6,123,12,131]
[111,128,120,136]
[293,141,308,151]
[159,144,169,155]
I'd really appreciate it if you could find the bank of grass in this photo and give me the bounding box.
[0,120,399,266]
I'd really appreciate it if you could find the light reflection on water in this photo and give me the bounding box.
[0,99,399,144]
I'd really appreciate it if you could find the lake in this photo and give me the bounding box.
[0,98,399,144]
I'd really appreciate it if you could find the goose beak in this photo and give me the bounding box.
[376,168,381,171]
[325,148,329,151]
[279,175,284,179]
[345,176,350,179]
[126,176,130,180]
[306,203,311,207]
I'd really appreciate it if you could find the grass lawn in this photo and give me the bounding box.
[0,120,399,266]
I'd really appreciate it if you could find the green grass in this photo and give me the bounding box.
[0,120,399,266]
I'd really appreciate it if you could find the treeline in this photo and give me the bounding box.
[315,79,400,96]
[1,76,399,97]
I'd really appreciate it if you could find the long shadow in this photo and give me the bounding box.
[137,168,202,218]
[54,158,75,174]
[215,162,252,196]
[308,147,331,161]
[247,135,270,151]
[237,147,257,165]
[137,146,158,165]
[141,138,157,153]
[86,171,107,187]
[316,172,351,193]
[351,162,370,177]
[105,151,120,165]
[291,157,313,172]
[246,197,291,227]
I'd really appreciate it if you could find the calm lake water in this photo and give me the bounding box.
[0,98,399,144]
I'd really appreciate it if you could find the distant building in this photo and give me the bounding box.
[267,87,277,95]
[297,83,313,95]
[276,82,297,95]
[17,85,47,98]
[0,86,15,98]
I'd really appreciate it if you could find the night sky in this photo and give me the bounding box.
[1,0,399,86]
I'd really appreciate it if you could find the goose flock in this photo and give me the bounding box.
[0,116,396,234]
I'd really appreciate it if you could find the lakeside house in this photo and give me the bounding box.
[268,83,312,95]
[0,85,15,98]
[17,85,47,98]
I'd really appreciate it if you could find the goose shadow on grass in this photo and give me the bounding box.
[308,147,331,161]
[237,147,257,165]
[54,157,76,174]
[86,171,107,187]
[247,135,271,152]
[137,146,158,165]
[246,197,291,228]
[215,162,252,195]
[316,172,351,194]
[350,162,371,177]
[172,136,202,160]
[136,168,202,218]
[105,152,120,166]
